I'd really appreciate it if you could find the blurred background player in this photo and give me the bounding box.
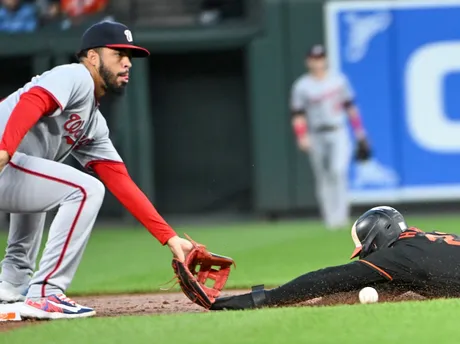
[290,44,370,230]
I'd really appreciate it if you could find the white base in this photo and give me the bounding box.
[0,303,23,321]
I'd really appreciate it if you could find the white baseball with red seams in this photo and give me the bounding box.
[359,287,379,304]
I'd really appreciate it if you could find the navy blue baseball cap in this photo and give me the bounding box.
[79,20,150,58]
[306,44,326,58]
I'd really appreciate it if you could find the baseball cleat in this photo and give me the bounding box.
[0,281,27,303]
[21,294,96,319]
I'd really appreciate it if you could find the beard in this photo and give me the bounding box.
[99,60,127,96]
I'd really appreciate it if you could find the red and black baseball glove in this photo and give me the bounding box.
[171,234,235,309]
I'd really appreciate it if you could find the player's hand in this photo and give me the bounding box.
[167,235,194,262]
[0,150,10,172]
[297,135,310,152]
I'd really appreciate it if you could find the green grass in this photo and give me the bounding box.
[1,214,460,343]
[0,219,359,294]
[3,299,460,344]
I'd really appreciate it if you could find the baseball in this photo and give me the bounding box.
[359,287,379,304]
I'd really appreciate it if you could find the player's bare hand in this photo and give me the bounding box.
[0,150,11,172]
[167,235,194,262]
[297,135,310,152]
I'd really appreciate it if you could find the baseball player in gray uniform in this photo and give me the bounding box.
[0,20,194,319]
[290,45,370,230]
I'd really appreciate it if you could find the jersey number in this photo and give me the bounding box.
[425,232,460,246]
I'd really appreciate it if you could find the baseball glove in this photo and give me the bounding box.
[355,138,371,161]
[171,234,235,309]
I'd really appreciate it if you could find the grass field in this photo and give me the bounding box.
[1,214,460,343]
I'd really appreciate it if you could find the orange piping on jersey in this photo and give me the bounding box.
[399,232,417,239]
[398,227,424,240]
[360,260,393,281]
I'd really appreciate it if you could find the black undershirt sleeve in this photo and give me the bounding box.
[265,261,389,306]
[291,110,306,117]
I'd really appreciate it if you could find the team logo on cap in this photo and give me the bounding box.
[312,45,324,54]
[124,30,133,42]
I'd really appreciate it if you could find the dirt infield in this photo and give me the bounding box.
[0,289,433,333]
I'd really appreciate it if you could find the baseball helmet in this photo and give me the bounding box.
[350,206,408,259]
[78,20,150,58]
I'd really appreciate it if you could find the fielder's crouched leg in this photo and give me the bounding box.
[2,159,108,319]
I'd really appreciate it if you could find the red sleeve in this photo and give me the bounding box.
[0,87,59,157]
[91,161,177,245]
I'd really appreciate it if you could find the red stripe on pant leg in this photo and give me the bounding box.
[9,162,87,297]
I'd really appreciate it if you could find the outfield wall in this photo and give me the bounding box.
[0,0,458,220]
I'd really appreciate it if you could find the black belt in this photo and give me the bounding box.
[313,125,339,133]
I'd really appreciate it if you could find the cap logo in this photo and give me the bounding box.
[124,30,133,42]
[312,45,324,54]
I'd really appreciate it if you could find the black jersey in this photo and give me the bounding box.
[362,227,460,297]
[211,227,460,310]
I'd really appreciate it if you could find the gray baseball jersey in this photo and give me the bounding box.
[0,63,122,299]
[0,63,122,165]
[290,72,355,229]
[290,72,354,130]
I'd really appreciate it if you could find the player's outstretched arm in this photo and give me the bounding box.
[210,261,388,310]
[90,161,193,261]
[166,236,194,262]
